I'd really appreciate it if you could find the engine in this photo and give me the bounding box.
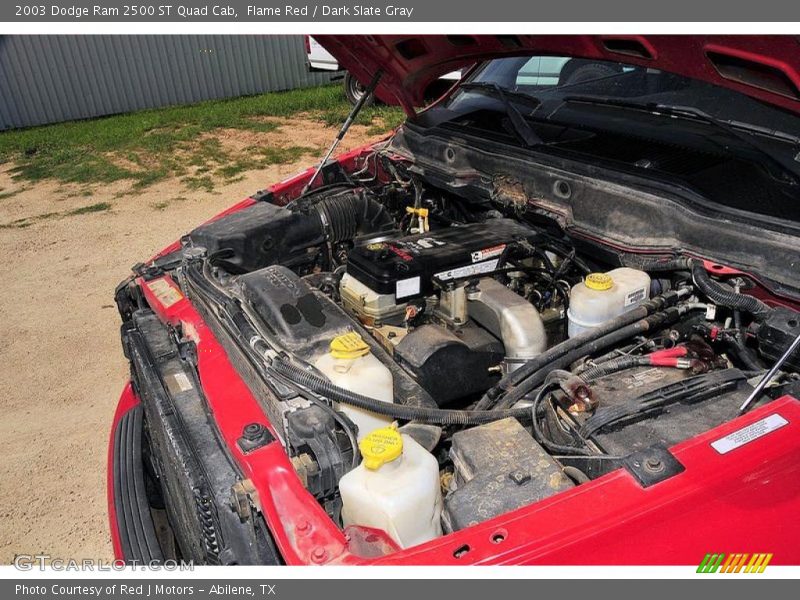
[181,173,800,552]
[340,218,552,405]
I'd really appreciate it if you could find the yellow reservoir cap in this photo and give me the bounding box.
[584,272,613,291]
[359,424,403,470]
[330,332,370,359]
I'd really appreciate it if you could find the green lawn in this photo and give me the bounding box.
[0,84,405,192]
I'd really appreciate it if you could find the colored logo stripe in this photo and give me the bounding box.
[697,553,725,573]
[697,553,772,573]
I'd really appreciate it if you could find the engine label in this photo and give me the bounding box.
[435,258,500,282]
[396,276,421,299]
[710,413,789,454]
[471,244,506,263]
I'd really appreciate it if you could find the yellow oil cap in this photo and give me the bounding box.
[359,425,403,470]
[330,332,370,359]
[585,272,613,291]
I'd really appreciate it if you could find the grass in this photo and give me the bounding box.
[66,202,112,216]
[0,84,405,193]
[0,201,112,229]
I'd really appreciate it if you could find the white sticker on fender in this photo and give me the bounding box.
[145,278,183,308]
[711,414,788,454]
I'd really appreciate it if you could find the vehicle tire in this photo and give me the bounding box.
[559,61,621,86]
[344,72,374,106]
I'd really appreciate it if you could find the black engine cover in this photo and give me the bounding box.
[345,218,537,299]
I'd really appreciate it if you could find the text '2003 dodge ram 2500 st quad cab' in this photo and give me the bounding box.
[109,35,800,565]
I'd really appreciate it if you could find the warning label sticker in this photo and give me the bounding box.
[436,259,500,282]
[146,278,184,308]
[710,413,789,454]
[165,371,194,396]
[624,287,648,307]
[471,244,506,263]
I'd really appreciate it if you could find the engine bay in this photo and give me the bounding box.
[151,151,800,553]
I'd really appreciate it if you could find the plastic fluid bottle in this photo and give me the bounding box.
[339,424,443,549]
[567,268,651,337]
[313,332,394,440]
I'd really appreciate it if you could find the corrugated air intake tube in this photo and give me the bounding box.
[312,188,395,243]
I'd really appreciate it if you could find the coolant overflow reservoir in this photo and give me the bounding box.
[313,332,394,441]
[567,268,651,337]
[339,425,444,549]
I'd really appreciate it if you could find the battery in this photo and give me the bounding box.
[345,218,536,300]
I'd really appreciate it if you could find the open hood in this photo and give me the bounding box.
[315,35,800,116]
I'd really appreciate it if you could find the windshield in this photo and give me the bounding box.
[454,56,800,133]
[428,56,800,222]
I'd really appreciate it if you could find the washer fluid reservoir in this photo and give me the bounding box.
[339,425,443,549]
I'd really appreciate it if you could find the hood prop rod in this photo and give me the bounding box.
[301,69,384,195]
[739,327,800,413]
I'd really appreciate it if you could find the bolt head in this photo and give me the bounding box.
[243,423,264,441]
[644,457,664,472]
[310,547,327,563]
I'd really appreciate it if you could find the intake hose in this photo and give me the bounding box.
[474,289,688,410]
[269,357,532,426]
[313,189,395,244]
[620,254,772,319]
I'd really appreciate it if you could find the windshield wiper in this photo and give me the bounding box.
[458,81,543,147]
[562,95,800,182]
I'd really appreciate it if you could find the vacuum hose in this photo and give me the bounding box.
[269,357,532,426]
[621,255,772,319]
[690,262,772,318]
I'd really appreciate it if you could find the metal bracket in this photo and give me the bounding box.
[623,444,685,487]
[230,479,262,522]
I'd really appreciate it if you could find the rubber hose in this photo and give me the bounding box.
[621,254,772,319]
[578,355,649,381]
[492,307,686,410]
[726,338,764,371]
[562,465,591,484]
[269,358,532,426]
[314,190,394,244]
[690,262,772,318]
[475,290,683,410]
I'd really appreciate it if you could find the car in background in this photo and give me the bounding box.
[305,35,463,105]
[306,36,624,105]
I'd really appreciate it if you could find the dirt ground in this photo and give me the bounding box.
[0,119,382,563]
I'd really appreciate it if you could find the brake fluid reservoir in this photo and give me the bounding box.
[339,425,443,549]
[313,332,394,440]
[567,268,651,337]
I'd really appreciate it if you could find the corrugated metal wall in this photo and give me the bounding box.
[0,35,338,131]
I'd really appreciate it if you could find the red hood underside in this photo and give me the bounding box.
[315,35,800,115]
